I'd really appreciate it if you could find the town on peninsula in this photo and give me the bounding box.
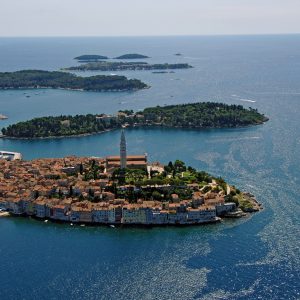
[0,130,261,226]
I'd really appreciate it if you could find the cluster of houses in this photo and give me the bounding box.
[0,156,236,226]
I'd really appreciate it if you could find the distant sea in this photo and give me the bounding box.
[0,35,299,299]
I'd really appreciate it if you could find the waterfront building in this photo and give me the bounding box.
[92,206,110,223]
[52,204,69,221]
[122,204,148,224]
[187,207,217,223]
[8,198,23,215]
[22,198,35,215]
[216,203,236,216]
[35,197,46,218]
[152,210,169,224]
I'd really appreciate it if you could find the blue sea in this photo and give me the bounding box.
[0,36,299,299]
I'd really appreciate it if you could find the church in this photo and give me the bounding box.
[105,130,148,171]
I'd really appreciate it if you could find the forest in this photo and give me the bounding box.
[1,102,268,138]
[0,70,147,91]
[64,62,192,71]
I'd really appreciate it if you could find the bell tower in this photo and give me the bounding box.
[120,129,127,169]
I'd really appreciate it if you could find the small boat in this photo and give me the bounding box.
[109,224,115,228]
[70,223,73,226]
[44,220,48,223]
[80,224,85,227]
[0,114,8,120]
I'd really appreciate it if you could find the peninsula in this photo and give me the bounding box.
[115,54,149,59]
[64,62,192,72]
[0,148,261,226]
[1,102,268,138]
[0,70,147,92]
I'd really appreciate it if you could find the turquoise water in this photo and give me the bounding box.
[0,36,300,299]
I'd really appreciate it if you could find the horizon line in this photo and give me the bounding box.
[0,33,300,38]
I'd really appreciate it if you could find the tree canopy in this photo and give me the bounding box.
[114,54,149,59]
[1,102,268,138]
[0,70,147,91]
[64,62,192,71]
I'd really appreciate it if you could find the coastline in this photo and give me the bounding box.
[0,128,117,140]
[0,85,150,92]
[5,213,223,227]
[2,199,263,227]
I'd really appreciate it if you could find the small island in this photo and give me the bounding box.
[115,54,149,59]
[64,62,192,71]
[1,102,268,138]
[0,70,147,92]
[74,55,109,62]
[0,135,262,226]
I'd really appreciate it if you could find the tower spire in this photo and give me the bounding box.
[120,129,127,169]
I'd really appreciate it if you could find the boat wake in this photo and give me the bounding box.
[239,98,256,103]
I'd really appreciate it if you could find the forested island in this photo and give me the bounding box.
[64,62,192,71]
[115,54,149,59]
[74,55,109,61]
[1,102,268,138]
[0,70,147,92]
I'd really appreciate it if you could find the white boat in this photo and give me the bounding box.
[109,225,115,228]
[44,220,48,223]
[0,114,8,120]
